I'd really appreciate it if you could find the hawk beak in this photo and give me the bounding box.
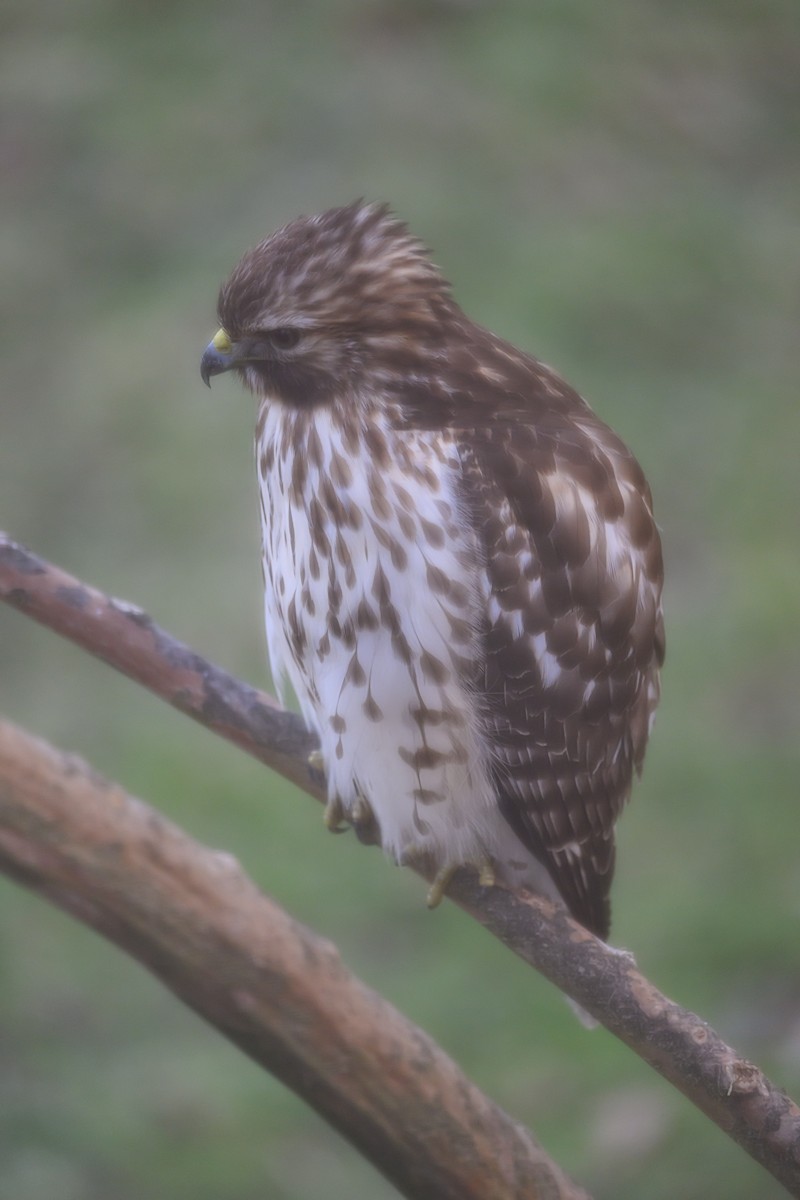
[200,328,236,387]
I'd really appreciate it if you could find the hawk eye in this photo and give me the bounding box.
[268,327,302,351]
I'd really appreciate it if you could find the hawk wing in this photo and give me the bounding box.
[458,402,664,938]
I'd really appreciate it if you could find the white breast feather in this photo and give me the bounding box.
[257,403,518,874]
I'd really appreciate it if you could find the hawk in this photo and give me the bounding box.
[201,201,664,939]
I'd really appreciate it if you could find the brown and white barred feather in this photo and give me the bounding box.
[204,201,665,938]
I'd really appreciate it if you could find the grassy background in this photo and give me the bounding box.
[2,2,799,1197]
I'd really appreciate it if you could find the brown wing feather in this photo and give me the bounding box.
[458,394,664,939]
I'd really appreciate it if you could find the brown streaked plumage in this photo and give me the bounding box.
[201,201,664,938]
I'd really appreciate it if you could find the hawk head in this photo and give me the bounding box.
[200,201,454,406]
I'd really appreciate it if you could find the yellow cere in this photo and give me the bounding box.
[212,328,232,352]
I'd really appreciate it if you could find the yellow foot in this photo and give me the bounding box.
[477,860,497,888]
[426,864,456,909]
[425,859,497,909]
[351,794,380,846]
[323,794,348,834]
[308,747,325,773]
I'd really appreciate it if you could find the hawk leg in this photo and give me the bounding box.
[401,846,497,908]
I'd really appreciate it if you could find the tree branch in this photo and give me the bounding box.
[2,531,800,1195]
[0,716,586,1200]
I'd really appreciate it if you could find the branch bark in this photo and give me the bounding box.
[0,716,585,1200]
[2,531,800,1196]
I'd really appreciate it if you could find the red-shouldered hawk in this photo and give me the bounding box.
[201,201,664,938]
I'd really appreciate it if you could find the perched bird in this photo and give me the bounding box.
[201,201,664,939]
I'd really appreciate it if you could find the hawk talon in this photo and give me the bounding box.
[351,793,374,827]
[350,794,381,846]
[426,865,456,909]
[426,858,496,909]
[307,747,326,790]
[307,748,325,772]
[478,860,497,889]
[323,795,349,834]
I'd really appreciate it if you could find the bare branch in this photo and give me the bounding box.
[0,716,587,1200]
[2,531,800,1195]
[0,534,320,793]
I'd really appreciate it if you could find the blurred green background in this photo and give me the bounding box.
[2,1,799,1197]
